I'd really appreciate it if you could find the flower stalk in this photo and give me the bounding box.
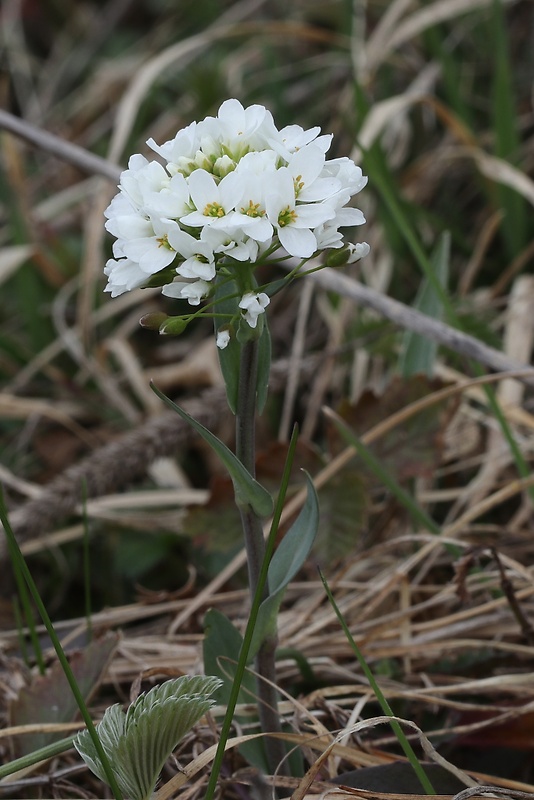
[235,339,287,774]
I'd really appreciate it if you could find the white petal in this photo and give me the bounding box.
[216,328,231,349]
[277,225,317,258]
[188,169,219,212]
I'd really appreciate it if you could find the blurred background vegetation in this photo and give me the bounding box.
[2,1,534,791]
[0,0,533,613]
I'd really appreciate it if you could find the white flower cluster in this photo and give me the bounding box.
[104,99,369,341]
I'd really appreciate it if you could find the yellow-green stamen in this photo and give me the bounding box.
[156,234,174,251]
[278,206,297,227]
[241,200,265,218]
[204,202,225,218]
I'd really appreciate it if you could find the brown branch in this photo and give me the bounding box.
[0,359,314,560]
[302,266,534,384]
[0,109,122,182]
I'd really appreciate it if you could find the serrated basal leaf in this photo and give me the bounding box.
[150,383,273,518]
[74,675,221,800]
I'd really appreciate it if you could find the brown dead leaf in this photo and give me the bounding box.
[9,631,119,756]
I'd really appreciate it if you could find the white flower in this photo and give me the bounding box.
[103,98,369,324]
[162,279,211,305]
[118,156,170,210]
[201,227,259,263]
[115,216,180,274]
[166,229,216,281]
[104,258,148,297]
[146,121,199,168]
[239,292,270,328]
[286,144,339,202]
[216,328,231,349]
[142,172,191,219]
[265,168,335,258]
[209,98,278,157]
[347,242,371,263]
[180,169,243,229]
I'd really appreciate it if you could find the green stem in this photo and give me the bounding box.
[203,426,300,800]
[235,340,287,775]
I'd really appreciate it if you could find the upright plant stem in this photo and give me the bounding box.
[235,339,287,775]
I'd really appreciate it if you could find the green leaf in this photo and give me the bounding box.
[268,471,319,595]
[399,232,450,378]
[74,675,221,800]
[203,609,256,702]
[150,383,273,518]
[249,471,319,659]
[203,609,268,771]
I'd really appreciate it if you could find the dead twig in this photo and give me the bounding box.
[0,109,122,182]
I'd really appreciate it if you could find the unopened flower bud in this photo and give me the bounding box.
[159,316,189,335]
[213,155,236,178]
[139,312,168,330]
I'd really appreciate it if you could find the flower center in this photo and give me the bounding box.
[203,202,225,218]
[278,206,297,227]
[241,200,265,218]
[156,234,174,251]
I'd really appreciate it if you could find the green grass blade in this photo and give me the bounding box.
[319,570,436,795]
[0,735,78,779]
[399,232,450,378]
[0,486,123,800]
[324,409,440,535]
[489,0,526,256]
[5,526,45,674]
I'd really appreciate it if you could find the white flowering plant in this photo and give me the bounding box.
[104,100,368,382]
[101,99,369,782]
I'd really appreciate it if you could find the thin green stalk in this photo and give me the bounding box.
[319,570,436,796]
[204,425,300,800]
[6,540,45,674]
[0,487,123,800]
[0,735,77,779]
[234,339,286,775]
[471,361,534,504]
